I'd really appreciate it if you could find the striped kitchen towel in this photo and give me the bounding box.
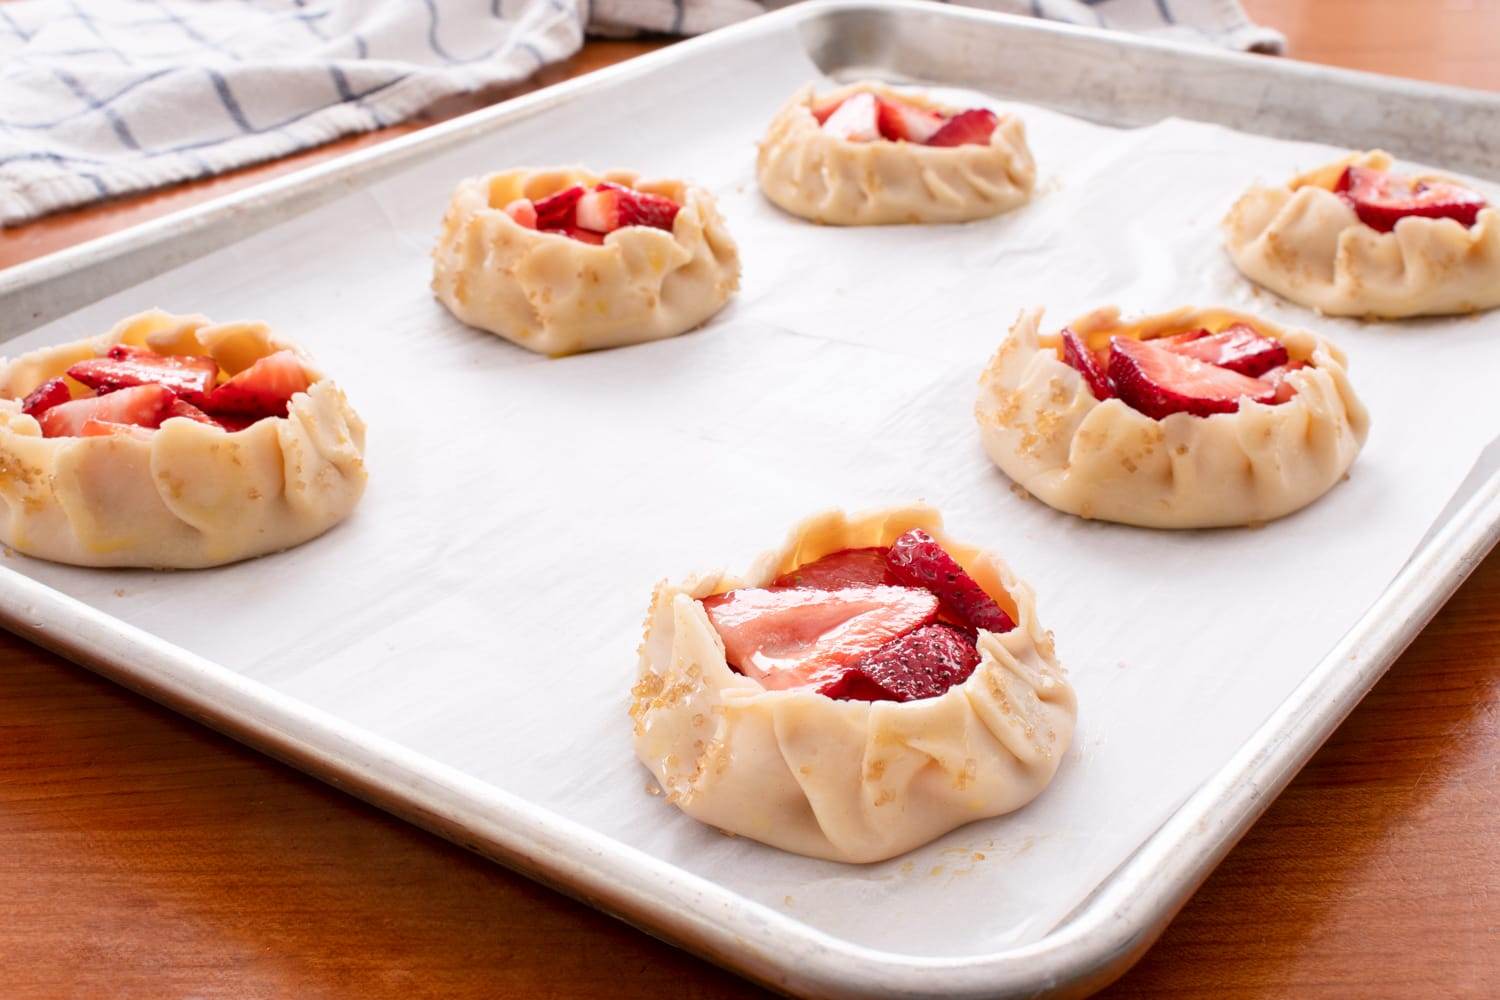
[0,0,1282,228]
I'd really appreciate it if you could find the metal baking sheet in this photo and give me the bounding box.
[3,3,1500,996]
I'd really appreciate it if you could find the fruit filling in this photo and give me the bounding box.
[1057,321,1303,419]
[812,92,999,148]
[19,344,313,438]
[701,529,1015,703]
[1333,165,1487,233]
[503,181,680,244]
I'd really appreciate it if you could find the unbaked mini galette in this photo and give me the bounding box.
[976,307,1369,529]
[0,309,367,568]
[1223,150,1499,318]
[631,504,1076,863]
[432,167,740,356]
[756,82,1036,226]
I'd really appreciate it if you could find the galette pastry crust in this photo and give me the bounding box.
[755,82,1036,226]
[431,167,740,356]
[975,307,1369,529]
[0,310,367,568]
[630,504,1077,864]
[1223,150,1500,318]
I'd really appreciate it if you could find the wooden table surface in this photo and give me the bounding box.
[2,2,1497,997]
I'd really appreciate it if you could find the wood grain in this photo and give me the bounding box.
[2,3,1499,998]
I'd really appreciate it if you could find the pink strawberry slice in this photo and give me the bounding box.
[1261,361,1309,404]
[818,624,981,703]
[810,96,844,124]
[701,585,938,690]
[165,398,221,426]
[504,198,538,229]
[20,377,72,418]
[67,345,218,405]
[771,547,897,590]
[1061,329,1114,400]
[532,185,586,229]
[1160,323,1289,378]
[1335,165,1488,233]
[876,98,945,143]
[885,529,1015,634]
[575,183,680,234]
[1109,337,1275,419]
[79,419,156,440]
[203,350,311,420]
[39,384,176,438]
[543,225,605,245]
[820,91,881,142]
[925,108,999,147]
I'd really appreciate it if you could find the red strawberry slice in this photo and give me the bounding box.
[1261,361,1309,404]
[504,198,538,229]
[79,419,156,440]
[925,108,999,148]
[67,345,218,405]
[39,384,176,438]
[885,529,1015,634]
[533,185,586,229]
[1159,328,1209,346]
[544,225,605,245]
[1109,337,1276,419]
[818,624,981,703]
[876,97,945,143]
[203,350,311,420]
[575,183,680,234]
[820,91,881,142]
[1335,165,1487,233]
[165,398,221,426]
[1061,329,1114,400]
[1160,323,1289,378]
[20,377,72,418]
[810,96,844,124]
[771,547,897,590]
[701,585,938,690]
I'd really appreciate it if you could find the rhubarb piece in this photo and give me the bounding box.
[771,547,897,590]
[818,623,981,703]
[821,91,881,142]
[20,377,71,418]
[925,108,999,148]
[1109,337,1275,419]
[701,585,938,689]
[203,350,311,420]
[876,98,945,143]
[575,182,680,234]
[38,384,176,438]
[1160,323,1288,378]
[1061,329,1114,400]
[504,198,538,229]
[1261,361,1310,404]
[67,345,218,405]
[885,529,1015,633]
[533,185,586,229]
[1335,165,1487,233]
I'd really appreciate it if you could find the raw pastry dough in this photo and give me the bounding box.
[1223,150,1500,318]
[975,307,1369,529]
[630,504,1077,863]
[0,309,367,568]
[432,167,740,355]
[756,82,1036,226]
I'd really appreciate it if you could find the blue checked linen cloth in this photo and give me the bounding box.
[0,0,1282,227]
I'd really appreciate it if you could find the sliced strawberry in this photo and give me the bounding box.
[79,419,156,440]
[165,398,220,426]
[819,624,981,703]
[810,96,844,124]
[925,108,999,147]
[67,345,218,405]
[1335,165,1487,233]
[504,198,538,229]
[533,185,586,229]
[575,183,679,234]
[203,350,311,420]
[1061,329,1114,400]
[1262,361,1310,404]
[20,377,72,418]
[771,547,897,590]
[1160,323,1288,378]
[701,585,938,690]
[820,91,881,142]
[885,529,1015,634]
[543,225,605,245]
[876,97,945,143]
[39,384,176,438]
[1109,337,1275,419]
[1159,328,1209,346]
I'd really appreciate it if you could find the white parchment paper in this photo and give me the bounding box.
[9,35,1500,960]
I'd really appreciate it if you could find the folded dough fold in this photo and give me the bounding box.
[0,309,367,568]
[631,504,1076,863]
[1223,150,1500,318]
[756,83,1036,226]
[975,307,1369,529]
